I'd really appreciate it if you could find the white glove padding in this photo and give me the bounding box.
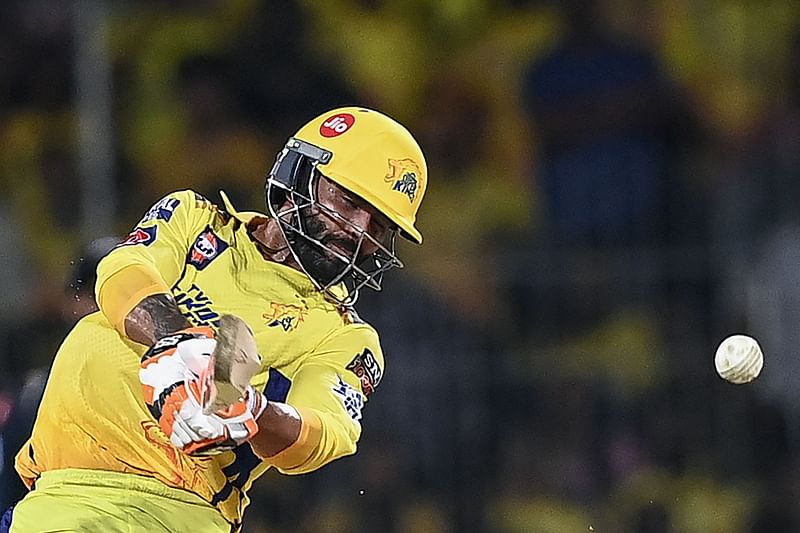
[169,385,267,455]
[139,326,266,455]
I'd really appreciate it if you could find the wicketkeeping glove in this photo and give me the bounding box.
[139,326,267,455]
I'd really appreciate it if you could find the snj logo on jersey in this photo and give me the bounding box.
[117,226,157,247]
[188,227,229,270]
[384,158,421,202]
[346,348,382,397]
[319,113,355,138]
[263,302,307,332]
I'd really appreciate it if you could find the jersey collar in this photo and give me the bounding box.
[219,190,267,224]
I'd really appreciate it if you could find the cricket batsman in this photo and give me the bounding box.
[3,107,427,532]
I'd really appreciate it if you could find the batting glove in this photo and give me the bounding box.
[139,327,267,455]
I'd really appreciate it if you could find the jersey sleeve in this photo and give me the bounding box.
[95,190,212,334]
[266,323,385,475]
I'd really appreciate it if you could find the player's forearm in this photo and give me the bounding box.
[249,401,302,458]
[96,261,178,337]
[124,294,191,346]
[249,404,357,474]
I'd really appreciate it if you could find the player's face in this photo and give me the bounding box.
[293,174,394,286]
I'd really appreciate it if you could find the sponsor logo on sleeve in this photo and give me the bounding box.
[116,226,157,247]
[332,375,364,421]
[187,227,229,270]
[140,197,181,223]
[346,348,382,397]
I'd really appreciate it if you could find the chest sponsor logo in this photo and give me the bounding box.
[117,226,157,248]
[346,348,382,397]
[263,302,307,332]
[332,375,364,421]
[140,197,180,223]
[174,283,221,327]
[188,227,229,270]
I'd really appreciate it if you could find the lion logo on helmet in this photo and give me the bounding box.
[384,158,422,203]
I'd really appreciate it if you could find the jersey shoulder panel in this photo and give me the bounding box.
[114,189,220,251]
[138,189,227,228]
[96,190,230,303]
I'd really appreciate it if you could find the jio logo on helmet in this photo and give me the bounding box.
[320,113,355,137]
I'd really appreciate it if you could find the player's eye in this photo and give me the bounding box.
[341,194,359,209]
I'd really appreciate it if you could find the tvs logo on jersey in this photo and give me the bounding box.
[117,226,157,247]
[263,302,307,332]
[174,283,221,327]
[346,348,382,397]
[187,227,228,270]
[332,375,364,421]
[384,158,422,202]
[140,197,180,223]
[319,113,355,137]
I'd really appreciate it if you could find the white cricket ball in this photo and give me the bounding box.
[714,334,764,384]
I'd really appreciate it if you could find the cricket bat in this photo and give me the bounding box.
[202,314,261,415]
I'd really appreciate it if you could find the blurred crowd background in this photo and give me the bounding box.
[1,0,800,531]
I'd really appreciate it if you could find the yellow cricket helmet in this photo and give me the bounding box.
[294,106,427,244]
[266,106,427,304]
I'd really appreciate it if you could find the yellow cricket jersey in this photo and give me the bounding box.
[15,190,385,529]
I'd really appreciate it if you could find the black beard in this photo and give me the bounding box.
[292,211,354,287]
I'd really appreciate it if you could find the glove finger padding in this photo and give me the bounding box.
[178,374,260,456]
[139,325,264,456]
[182,401,259,456]
[140,327,216,421]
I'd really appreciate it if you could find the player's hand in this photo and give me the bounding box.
[139,327,266,455]
[169,385,266,456]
